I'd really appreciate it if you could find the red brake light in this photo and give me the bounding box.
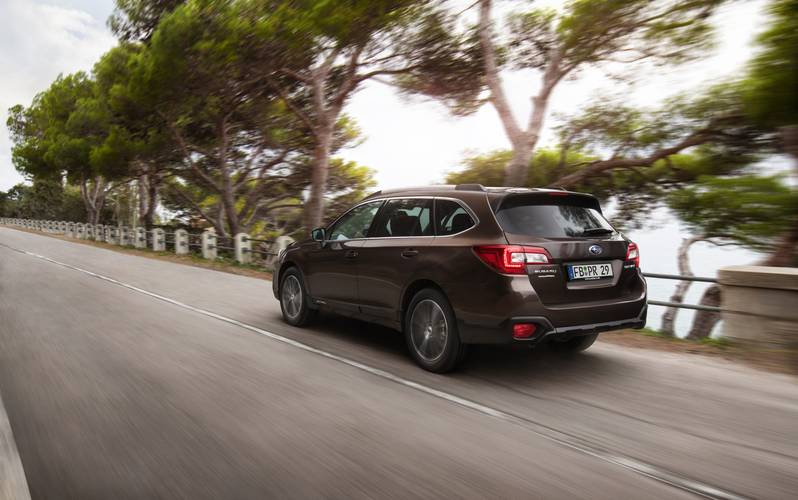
[474,245,551,274]
[626,242,640,268]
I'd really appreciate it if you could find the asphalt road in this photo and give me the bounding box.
[0,227,796,500]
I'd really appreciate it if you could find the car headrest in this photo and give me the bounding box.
[390,213,418,236]
[450,213,472,233]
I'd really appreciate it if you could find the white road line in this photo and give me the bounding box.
[0,389,32,500]
[2,241,747,500]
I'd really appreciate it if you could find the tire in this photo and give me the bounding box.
[549,333,599,354]
[404,288,467,373]
[279,267,317,326]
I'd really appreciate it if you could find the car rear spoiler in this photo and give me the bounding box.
[491,191,603,214]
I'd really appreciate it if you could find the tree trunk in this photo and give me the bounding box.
[143,168,159,231]
[304,127,332,232]
[660,236,703,336]
[686,285,721,340]
[138,173,148,228]
[780,124,798,167]
[217,118,238,237]
[80,177,107,225]
[478,0,560,187]
[505,142,534,187]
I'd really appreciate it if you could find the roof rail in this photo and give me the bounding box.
[454,184,486,192]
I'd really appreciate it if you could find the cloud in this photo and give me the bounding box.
[0,0,116,190]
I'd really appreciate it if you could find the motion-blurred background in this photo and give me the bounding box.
[1,0,796,338]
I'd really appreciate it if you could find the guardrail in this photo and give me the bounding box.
[0,217,294,270]
[642,272,721,313]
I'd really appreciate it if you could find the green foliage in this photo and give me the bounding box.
[0,179,87,220]
[743,0,798,129]
[109,0,185,41]
[396,11,485,116]
[667,174,798,251]
[447,148,597,188]
[402,0,727,115]
[7,73,103,183]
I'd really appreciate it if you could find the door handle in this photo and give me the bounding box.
[401,249,419,258]
[345,250,359,259]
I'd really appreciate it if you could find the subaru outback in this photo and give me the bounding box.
[273,185,647,372]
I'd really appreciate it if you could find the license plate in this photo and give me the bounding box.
[567,263,613,281]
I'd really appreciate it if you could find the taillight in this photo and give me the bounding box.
[474,245,551,274]
[626,242,640,268]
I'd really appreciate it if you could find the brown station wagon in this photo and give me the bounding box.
[273,185,647,372]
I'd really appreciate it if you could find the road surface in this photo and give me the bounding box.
[0,227,796,499]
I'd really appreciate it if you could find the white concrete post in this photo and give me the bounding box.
[59,221,66,234]
[76,223,85,239]
[104,226,112,243]
[134,228,146,249]
[93,224,102,241]
[174,229,189,255]
[84,224,93,240]
[119,227,130,246]
[152,228,165,251]
[268,235,295,265]
[65,223,74,238]
[234,233,252,264]
[201,229,217,260]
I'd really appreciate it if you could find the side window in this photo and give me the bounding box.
[369,198,433,238]
[328,201,383,241]
[435,199,475,236]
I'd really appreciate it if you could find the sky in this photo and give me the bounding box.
[0,0,778,336]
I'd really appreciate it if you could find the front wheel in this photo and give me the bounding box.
[404,289,467,373]
[279,268,317,326]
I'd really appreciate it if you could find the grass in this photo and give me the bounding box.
[699,337,733,349]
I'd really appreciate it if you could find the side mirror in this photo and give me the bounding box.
[311,227,326,242]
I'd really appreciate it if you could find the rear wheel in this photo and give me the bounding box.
[404,289,467,373]
[279,268,317,326]
[549,333,599,353]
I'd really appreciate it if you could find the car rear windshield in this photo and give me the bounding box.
[494,196,614,238]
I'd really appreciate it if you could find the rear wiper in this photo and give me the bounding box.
[581,227,614,236]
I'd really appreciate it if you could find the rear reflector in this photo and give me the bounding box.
[513,323,537,339]
[474,245,551,274]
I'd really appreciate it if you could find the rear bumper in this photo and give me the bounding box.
[449,272,647,344]
[458,305,647,344]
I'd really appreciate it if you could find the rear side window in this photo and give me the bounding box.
[369,198,433,237]
[494,197,614,238]
[435,199,475,235]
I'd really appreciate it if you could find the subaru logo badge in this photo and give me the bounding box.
[589,245,603,256]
